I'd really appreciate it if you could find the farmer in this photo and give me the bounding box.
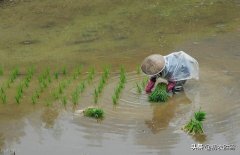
[141,51,199,94]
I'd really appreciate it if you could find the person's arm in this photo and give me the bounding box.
[145,77,156,93]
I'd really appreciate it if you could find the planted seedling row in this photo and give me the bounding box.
[93,67,110,104]
[135,76,148,94]
[52,66,83,106]
[112,66,126,105]
[32,68,52,104]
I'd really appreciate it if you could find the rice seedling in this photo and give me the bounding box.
[83,107,104,119]
[0,66,3,76]
[1,94,6,104]
[94,88,99,104]
[15,83,24,104]
[136,82,142,94]
[73,65,82,80]
[62,67,67,75]
[9,67,19,83]
[112,66,126,105]
[0,87,4,94]
[54,72,59,79]
[136,65,141,74]
[148,83,169,102]
[72,91,79,105]
[87,67,95,84]
[93,66,110,103]
[31,95,36,104]
[183,110,206,135]
[35,90,40,99]
[112,95,117,105]
[6,80,10,88]
[15,95,21,104]
[141,76,148,89]
[62,96,67,107]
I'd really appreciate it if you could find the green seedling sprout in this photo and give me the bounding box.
[93,66,110,103]
[136,65,141,74]
[148,83,169,102]
[72,91,79,105]
[83,107,104,119]
[136,82,142,94]
[112,95,117,105]
[62,67,67,75]
[31,95,36,104]
[94,88,99,104]
[0,66,3,76]
[9,67,19,83]
[62,96,67,107]
[183,110,206,135]
[112,66,126,105]
[1,94,6,104]
[54,72,59,79]
[87,67,95,84]
[141,76,148,89]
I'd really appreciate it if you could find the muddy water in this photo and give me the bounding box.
[0,0,240,155]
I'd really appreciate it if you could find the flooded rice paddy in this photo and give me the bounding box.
[0,0,240,155]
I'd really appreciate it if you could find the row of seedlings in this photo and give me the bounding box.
[112,66,126,105]
[93,66,110,104]
[15,67,34,104]
[52,66,83,106]
[71,67,95,106]
[32,68,52,104]
[0,67,19,104]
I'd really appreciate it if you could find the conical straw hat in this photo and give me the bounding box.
[141,54,165,76]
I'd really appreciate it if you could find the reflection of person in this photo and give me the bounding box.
[145,92,191,134]
[141,51,199,94]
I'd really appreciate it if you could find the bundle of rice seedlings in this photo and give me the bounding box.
[148,83,169,102]
[183,110,206,135]
[83,107,104,119]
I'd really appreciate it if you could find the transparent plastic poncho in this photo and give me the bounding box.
[161,51,199,81]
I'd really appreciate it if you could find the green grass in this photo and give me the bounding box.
[83,107,104,119]
[183,110,206,135]
[148,83,169,102]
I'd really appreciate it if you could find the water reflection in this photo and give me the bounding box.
[145,92,191,134]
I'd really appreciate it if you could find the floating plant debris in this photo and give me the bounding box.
[183,110,206,135]
[83,107,104,119]
[148,83,169,102]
